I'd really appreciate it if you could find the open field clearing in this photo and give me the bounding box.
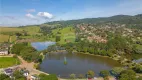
[0,34,17,43]
[0,34,9,42]
[21,26,41,35]
[52,27,76,44]
[0,57,20,68]
[0,27,22,33]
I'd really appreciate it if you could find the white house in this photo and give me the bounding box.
[0,50,8,55]
[23,71,29,77]
[0,43,9,55]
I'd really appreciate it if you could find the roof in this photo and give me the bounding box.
[4,68,13,73]
[133,58,142,63]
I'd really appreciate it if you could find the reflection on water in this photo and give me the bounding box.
[31,41,55,51]
[40,52,122,78]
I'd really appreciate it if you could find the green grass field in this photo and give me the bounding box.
[0,34,9,42]
[21,26,41,35]
[0,26,41,42]
[0,26,75,43]
[0,34,17,43]
[10,35,17,42]
[52,27,76,44]
[0,27,22,33]
[0,57,20,68]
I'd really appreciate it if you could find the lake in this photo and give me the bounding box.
[31,41,56,51]
[31,41,122,78]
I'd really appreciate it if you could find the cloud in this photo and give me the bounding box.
[26,9,36,13]
[25,13,35,19]
[37,12,53,19]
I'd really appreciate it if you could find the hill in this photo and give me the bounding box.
[45,14,142,29]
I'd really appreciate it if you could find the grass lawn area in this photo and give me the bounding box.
[21,26,41,35]
[0,26,42,42]
[0,27,22,33]
[0,34,9,42]
[52,27,76,44]
[0,57,20,68]
[0,34,17,43]
[10,35,17,42]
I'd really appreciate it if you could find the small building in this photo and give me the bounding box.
[4,68,13,76]
[0,43,9,55]
[0,50,8,55]
[23,70,29,77]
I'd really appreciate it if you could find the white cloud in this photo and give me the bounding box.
[26,9,36,13]
[25,13,35,19]
[37,12,53,19]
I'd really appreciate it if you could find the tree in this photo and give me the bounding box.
[11,43,27,55]
[78,74,84,79]
[0,74,10,80]
[56,36,61,42]
[70,74,76,79]
[87,70,95,78]
[13,70,26,80]
[15,32,22,37]
[119,70,136,80]
[100,70,110,77]
[133,65,142,73]
[110,67,124,77]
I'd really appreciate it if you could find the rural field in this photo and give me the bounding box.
[0,34,9,42]
[0,26,42,42]
[52,27,76,44]
[0,57,20,68]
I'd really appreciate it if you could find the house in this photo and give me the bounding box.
[4,68,13,76]
[0,50,8,55]
[23,70,29,77]
[0,43,9,55]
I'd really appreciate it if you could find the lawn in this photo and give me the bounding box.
[21,26,41,35]
[0,26,42,42]
[0,34,9,42]
[52,27,76,44]
[0,26,41,35]
[0,57,20,68]
[0,34,17,43]
[0,27,22,33]
[10,35,17,42]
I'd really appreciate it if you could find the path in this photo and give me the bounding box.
[0,54,14,57]
[17,56,49,79]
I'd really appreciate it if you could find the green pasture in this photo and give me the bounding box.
[0,57,20,68]
[52,27,76,44]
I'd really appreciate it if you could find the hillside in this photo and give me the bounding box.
[45,14,142,29]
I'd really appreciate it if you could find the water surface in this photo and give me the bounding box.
[31,41,122,78]
[40,52,121,78]
[31,41,55,51]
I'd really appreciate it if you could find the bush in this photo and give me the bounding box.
[78,74,84,79]
[100,70,110,77]
[119,70,136,80]
[87,70,95,78]
[13,54,18,58]
[70,74,76,79]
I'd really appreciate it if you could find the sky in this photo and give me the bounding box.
[0,0,142,26]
